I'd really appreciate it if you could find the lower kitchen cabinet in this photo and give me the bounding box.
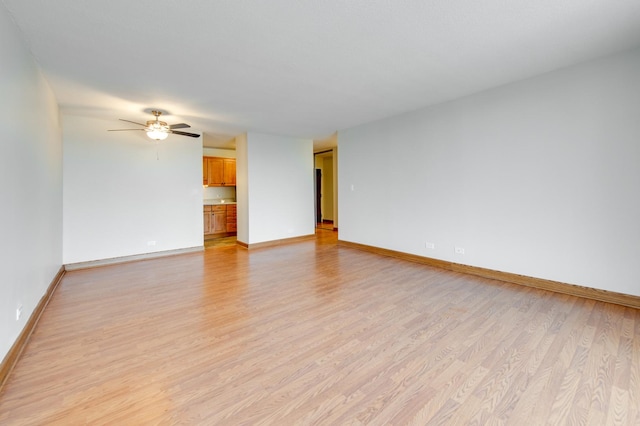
[226,204,237,232]
[204,204,237,237]
[203,206,212,235]
[211,206,226,234]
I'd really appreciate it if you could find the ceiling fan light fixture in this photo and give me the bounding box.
[146,129,169,140]
[109,110,200,139]
[146,121,169,140]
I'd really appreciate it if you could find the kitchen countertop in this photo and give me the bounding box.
[204,199,237,205]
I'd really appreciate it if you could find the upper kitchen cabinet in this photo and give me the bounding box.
[222,158,236,186]
[207,157,224,185]
[202,157,209,185]
[203,157,236,186]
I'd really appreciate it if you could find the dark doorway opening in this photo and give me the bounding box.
[315,168,322,224]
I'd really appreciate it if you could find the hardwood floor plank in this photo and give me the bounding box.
[1,229,639,424]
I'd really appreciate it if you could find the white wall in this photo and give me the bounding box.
[203,147,236,158]
[235,133,249,243]
[339,48,640,296]
[242,132,315,244]
[332,148,338,229]
[63,115,203,264]
[0,5,63,361]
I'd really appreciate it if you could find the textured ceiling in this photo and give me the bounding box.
[3,0,640,148]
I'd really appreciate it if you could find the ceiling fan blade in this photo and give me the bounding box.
[119,119,146,126]
[171,130,200,138]
[108,128,144,131]
[169,123,190,130]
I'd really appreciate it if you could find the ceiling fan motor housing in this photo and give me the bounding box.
[146,119,169,130]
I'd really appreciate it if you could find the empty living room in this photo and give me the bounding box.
[2,1,640,424]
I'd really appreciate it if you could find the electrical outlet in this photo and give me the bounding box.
[455,247,465,255]
[425,242,435,249]
[16,304,23,321]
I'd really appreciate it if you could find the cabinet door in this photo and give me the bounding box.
[202,206,213,235]
[207,158,224,186]
[223,159,236,186]
[213,211,227,233]
[226,205,237,232]
[202,157,209,185]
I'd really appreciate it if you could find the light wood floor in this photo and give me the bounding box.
[1,229,639,425]
[316,222,334,231]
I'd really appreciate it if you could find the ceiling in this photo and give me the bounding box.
[3,1,640,150]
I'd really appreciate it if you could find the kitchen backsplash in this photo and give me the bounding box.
[203,186,236,201]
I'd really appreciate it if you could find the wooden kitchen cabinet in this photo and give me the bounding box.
[222,159,236,186]
[203,157,236,186]
[211,205,226,234]
[202,157,209,185]
[226,204,237,232]
[204,204,236,237]
[203,205,226,235]
[206,157,224,186]
[203,205,213,235]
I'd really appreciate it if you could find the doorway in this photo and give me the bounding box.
[316,169,322,224]
[314,149,335,231]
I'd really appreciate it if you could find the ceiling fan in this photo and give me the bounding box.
[109,110,200,140]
